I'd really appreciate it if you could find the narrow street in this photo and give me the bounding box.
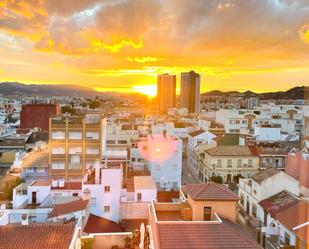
[182,155,202,185]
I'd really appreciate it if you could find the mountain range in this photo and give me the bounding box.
[0,82,308,100]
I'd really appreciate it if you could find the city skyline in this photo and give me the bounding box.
[0,0,309,96]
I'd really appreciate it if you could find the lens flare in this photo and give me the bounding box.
[137,134,177,163]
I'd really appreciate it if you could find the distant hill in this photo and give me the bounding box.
[0,82,98,97]
[0,82,308,100]
[202,86,309,100]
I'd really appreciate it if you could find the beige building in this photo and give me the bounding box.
[200,145,260,183]
[49,114,103,180]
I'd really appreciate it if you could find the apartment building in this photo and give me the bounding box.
[216,103,309,135]
[157,73,176,114]
[199,145,260,183]
[49,114,103,180]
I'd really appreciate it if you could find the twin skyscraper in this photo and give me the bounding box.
[157,71,200,114]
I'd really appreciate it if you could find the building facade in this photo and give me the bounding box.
[180,71,200,113]
[157,73,176,114]
[49,114,103,180]
[20,104,61,131]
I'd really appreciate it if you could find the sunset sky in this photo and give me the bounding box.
[0,0,309,96]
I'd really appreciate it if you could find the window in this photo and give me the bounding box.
[104,206,110,212]
[52,147,65,154]
[37,168,45,173]
[72,193,79,197]
[86,147,99,155]
[86,132,99,140]
[106,140,115,144]
[248,159,253,167]
[156,164,161,170]
[26,168,33,173]
[69,155,81,169]
[227,159,232,167]
[252,204,257,218]
[137,193,142,201]
[104,186,110,192]
[237,159,242,168]
[284,232,290,245]
[240,193,244,206]
[68,131,82,140]
[118,140,127,144]
[51,131,65,140]
[217,160,222,167]
[69,146,82,155]
[51,162,65,169]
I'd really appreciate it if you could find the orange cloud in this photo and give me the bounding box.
[299,24,309,44]
[126,56,163,63]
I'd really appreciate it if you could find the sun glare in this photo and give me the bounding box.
[133,85,157,97]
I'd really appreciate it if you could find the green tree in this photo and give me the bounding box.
[81,102,88,107]
[89,100,101,109]
[2,177,23,200]
[61,105,76,115]
[210,176,223,184]
[81,238,94,249]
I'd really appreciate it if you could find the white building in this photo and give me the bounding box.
[82,161,122,222]
[130,133,182,190]
[187,129,216,176]
[238,168,300,221]
[216,104,309,135]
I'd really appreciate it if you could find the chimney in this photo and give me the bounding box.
[21,214,29,225]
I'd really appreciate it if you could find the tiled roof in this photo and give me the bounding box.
[275,201,309,243]
[188,129,206,137]
[48,198,88,218]
[83,214,123,234]
[51,181,82,190]
[206,146,259,156]
[285,151,309,188]
[0,222,75,249]
[134,176,156,190]
[251,168,280,184]
[156,222,261,249]
[258,190,300,217]
[184,183,239,201]
[21,151,48,168]
[255,147,288,156]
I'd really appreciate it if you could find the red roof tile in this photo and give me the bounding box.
[184,183,239,201]
[285,152,309,188]
[83,214,123,234]
[259,191,300,217]
[275,201,309,243]
[157,191,180,202]
[48,199,88,218]
[156,223,261,249]
[51,181,82,190]
[0,222,75,249]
